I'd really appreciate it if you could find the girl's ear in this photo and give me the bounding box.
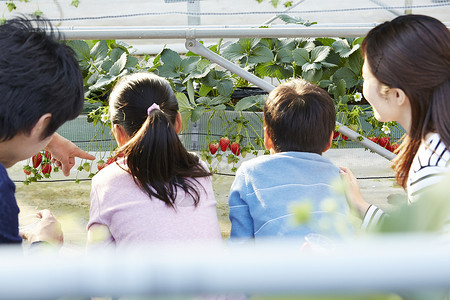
[30,113,52,139]
[174,112,183,134]
[113,124,130,147]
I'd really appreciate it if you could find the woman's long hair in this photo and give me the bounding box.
[362,14,450,188]
[109,73,211,208]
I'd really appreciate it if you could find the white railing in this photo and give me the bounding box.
[1,235,449,299]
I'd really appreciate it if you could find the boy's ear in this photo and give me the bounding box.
[113,124,130,147]
[264,127,275,152]
[30,113,52,139]
[323,132,334,153]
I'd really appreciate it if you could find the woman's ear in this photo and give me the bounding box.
[174,112,183,134]
[391,88,408,106]
[113,124,130,147]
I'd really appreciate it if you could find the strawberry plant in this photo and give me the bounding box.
[23,150,60,185]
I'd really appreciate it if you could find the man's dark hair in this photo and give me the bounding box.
[264,78,336,154]
[0,17,84,141]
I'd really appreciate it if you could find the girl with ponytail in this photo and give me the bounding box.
[87,73,221,248]
[340,14,450,230]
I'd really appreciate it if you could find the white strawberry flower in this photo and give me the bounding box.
[354,92,363,102]
[100,114,109,123]
[381,124,391,135]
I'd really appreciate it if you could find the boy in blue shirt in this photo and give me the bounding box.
[228,79,352,241]
[0,17,94,246]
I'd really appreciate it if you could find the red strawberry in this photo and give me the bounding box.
[44,151,51,160]
[377,136,390,148]
[367,136,378,144]
[23,166,31,176]
[342,135,349,141]
[333,131,339,140]
[208,141,219,155]
[219,136,230,152]
[32,153,42,169]
[41,164,52,177]
[391,143,399,153]
[231,142,241,156]
[106,157,115,165]
[97,160,106,171]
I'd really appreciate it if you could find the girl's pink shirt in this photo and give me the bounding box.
[88,159,222,248]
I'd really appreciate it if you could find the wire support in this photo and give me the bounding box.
[42,3,450,23]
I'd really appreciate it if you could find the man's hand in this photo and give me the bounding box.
[45,133,95,176]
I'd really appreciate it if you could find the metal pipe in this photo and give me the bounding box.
[186,38,396,161]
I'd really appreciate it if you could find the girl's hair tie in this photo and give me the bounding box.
[147,103,161,115]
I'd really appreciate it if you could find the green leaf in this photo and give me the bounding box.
[109,52,127,76]
[159,49,182,69]
[125,56,139,69]
[6,2,16,12]
[91,40,109,63]
[234,95,265,111]
[180,56,201,75]
[71,0,80,7]
[198,85,212,97]
[333,67,359,88]
[347,51,363,76]
[101,60,113,72]
[292,48,309,65]
[311,46,330,63]
[156,64,178,78]
[248,46,274,64]
[316,38,336,47]
[302,69,323,83]
[176,92,193,111]
[302,62,321,73]
[67,40,91,69]
[89,75,115,91]
[201,70,219,87]
[201,95,230,106]
[217,78,234,97]
[333,39,360,58]
[191,105,205,122]
[270,0,279,8]
[276,48,294,64]
[110,48,125,62]
[186,80,196,106]
[180,110,192,133]
[222,43,246,61]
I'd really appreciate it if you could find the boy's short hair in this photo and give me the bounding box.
[264,78,336,154]
[0,17,84,142]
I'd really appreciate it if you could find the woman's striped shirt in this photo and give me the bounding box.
[362,133,450,230]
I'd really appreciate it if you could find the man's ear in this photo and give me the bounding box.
[113,124,130,147]
[30,113,52,139]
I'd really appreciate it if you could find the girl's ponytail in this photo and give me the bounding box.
[110,73,211,208]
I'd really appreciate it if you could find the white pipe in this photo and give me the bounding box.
[0,236,449,299]
[57,23,450,40]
